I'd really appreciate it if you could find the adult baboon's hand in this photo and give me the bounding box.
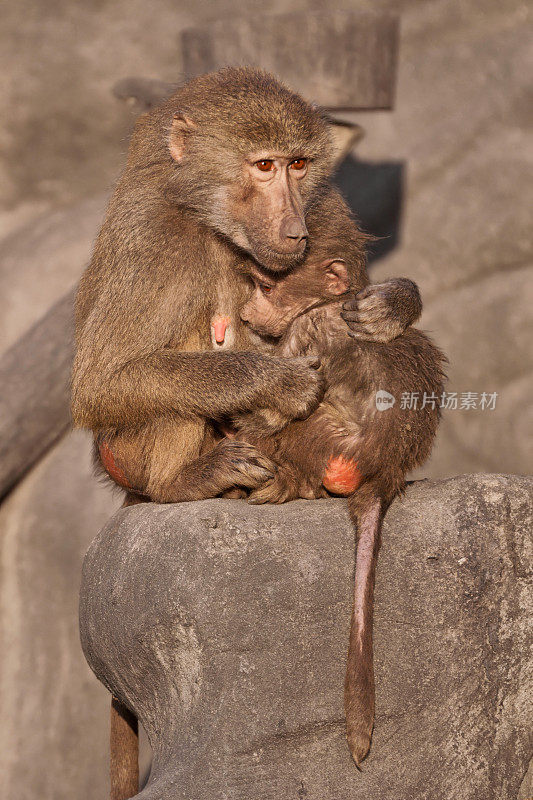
[262,355,324,425]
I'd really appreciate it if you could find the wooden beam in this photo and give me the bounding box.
[181,12,399,110]
[0,289,74,499]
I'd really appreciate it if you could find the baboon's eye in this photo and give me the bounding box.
[256,159,274,172]
[260,284,273,294]
[289,158,307,171]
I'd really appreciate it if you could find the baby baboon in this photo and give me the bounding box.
[234,258,446,765]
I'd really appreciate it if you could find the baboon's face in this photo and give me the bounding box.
[240,275,304,338]
[224,153,310,271]
[166,68,333,272]
[170,123,314,271]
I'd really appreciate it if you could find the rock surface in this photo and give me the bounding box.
[80,475,532,800]
[0,196,107,351]
[350,0,533,479]
[0,2,531,798]
[0,431,120,800]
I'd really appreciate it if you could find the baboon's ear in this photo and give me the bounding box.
[323,259,350,295]
[327,119,364,168]
[169,113,196,162]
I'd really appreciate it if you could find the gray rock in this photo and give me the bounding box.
[518,758,533,800]
[357,0,533,481]
[0,430,120,800]
[0,196,107,353]
[410,267,533,480]
[1,3,532,798]
[80,474,533,800]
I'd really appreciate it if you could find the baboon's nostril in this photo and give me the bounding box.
[280,216,308,242]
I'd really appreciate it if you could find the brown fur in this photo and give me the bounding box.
[234,260,446,764]
[71,67,428,793]
[72,68,336,503]
[72,67,422,505]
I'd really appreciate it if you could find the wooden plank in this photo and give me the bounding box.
[0,289,74,499]
[181,12,399,110]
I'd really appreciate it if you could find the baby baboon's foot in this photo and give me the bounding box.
[221,487,248,499]
[248,470,299,504]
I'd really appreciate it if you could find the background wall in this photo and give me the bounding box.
[0,1,531,797]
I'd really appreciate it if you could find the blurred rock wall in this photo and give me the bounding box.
[0,1,531,798]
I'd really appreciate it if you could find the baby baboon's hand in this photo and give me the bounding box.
[248,468,300,505]
[264,356,324,423]
[342,278,422,342]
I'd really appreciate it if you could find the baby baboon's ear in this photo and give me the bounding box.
[169,113,196,162]
[323,259,350,296]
